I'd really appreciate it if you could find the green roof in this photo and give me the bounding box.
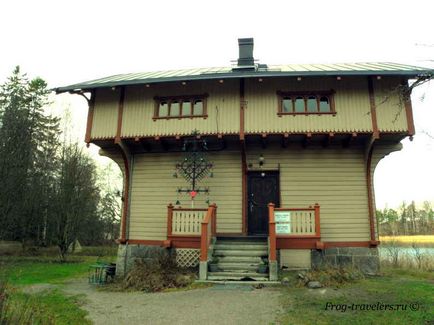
[54,62,433,93]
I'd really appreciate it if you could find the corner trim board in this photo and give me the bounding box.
[84,90,95,144]
[115,86,126,143]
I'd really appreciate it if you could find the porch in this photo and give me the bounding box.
[165,203,322,281]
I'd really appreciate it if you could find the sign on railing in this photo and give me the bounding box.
[275,211,291,234]
[268,203,320,263]
[275,210,317,235]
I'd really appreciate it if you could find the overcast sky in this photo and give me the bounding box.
[1,0,433,209]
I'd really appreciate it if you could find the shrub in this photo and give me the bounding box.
[122,251,197,292]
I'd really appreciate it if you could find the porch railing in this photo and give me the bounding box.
[166,203,217,262]
[167,206,208,236]
[268,203,320,262]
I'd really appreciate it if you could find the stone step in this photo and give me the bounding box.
[214,244,268,250]
[214,249,268,257]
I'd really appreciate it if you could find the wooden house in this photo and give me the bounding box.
[55,38,432,281]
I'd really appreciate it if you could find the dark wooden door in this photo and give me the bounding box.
[247,171,280,235]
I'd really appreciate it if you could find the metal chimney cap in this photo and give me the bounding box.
[236,37,255,70]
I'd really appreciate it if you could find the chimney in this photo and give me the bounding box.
[236,38,255,68]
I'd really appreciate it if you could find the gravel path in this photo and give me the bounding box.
[63,279,283,325]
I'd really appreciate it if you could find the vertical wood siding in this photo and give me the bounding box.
[90,77,409,139]
[244,77,373,134]
[374,77,408,132]
[120,80,240,138]
[91,88,119,139]
[128,147,242,240]
[246,143,370,241]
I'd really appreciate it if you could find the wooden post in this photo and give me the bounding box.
[314,203,320,237]
[167,204,174,237]
[200,221,208,262]
[211,204,217,236]
[268,203,276,262]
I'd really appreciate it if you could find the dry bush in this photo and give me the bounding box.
[122,251,197,292]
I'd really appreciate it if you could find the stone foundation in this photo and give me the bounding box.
[116,244,174,277]
[311,247,379,275]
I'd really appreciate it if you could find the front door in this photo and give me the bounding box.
[247,171,280,235]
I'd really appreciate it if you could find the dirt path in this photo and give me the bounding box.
[63,279,283,325]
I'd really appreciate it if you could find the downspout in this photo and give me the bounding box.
[366,141,377,245]
[366,76,380,245]
[240,78,247,234]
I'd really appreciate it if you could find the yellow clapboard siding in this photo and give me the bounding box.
[246,143,370,241]
[128,149,242,240]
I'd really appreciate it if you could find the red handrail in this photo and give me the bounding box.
[268,203,277,262]
[200,203,217,262]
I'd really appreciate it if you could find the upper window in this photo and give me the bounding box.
[277,91,336,115]
[154,94,208,119]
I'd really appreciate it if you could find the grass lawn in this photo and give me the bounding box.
[278,268,434,325]
[1,250,116,325]
[0,256,95,285]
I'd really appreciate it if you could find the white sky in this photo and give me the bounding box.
[1,0,434,209]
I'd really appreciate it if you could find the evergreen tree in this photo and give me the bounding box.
[0,67,60,244]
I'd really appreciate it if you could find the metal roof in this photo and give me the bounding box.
[54,62,433,93]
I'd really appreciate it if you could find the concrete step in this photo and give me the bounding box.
[212,262,260,271]
[217,239,268,245]
[207,272,269,281]
[214,249,268,257]
[214,244,268,250]
[218,256,264,263]
[209,271,267,277]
